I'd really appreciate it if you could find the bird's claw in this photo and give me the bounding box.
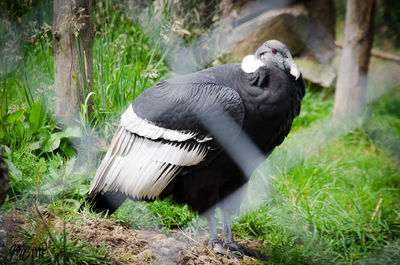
[227,242,269,261]
[209,239,268,261]
[208,239,243,259]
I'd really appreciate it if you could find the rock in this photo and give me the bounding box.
[221,0,337,87]
[227,3,309,57]
[303,0,335,39]
[296,56,336,87]
[152,233,168,241]
[137,249,153,261]
[0,148,9,206]
[301,0,336,66]
[0,216,7,255]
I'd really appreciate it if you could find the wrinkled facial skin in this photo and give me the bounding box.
[255,40,300,80]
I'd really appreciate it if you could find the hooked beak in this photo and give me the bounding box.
[286,59,301,80]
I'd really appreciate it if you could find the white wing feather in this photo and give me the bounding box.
[121,107,197,142]
[89,108,209,200]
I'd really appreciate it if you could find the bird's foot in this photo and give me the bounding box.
[208,238,238,259]
[223,241,269,261]
[223,241,245,257]
[208,238,268,260]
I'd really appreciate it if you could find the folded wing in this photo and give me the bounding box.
[89,81,245,200]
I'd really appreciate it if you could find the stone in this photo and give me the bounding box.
[152,233,168,241]
[137,249,153,260]
[296,56,336,87]
[227,3,309,57]
[0,148,9,206]
[220,0,337,87]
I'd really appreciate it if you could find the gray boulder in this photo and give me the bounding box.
[0,148,9,206]
[222,0,336,87]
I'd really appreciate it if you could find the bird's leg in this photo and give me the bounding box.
[204,206,235,257]
[221,205,269,260]
[221,206,243,257]
[204,207,220,245]
[205,207,218,244]
[221,206,234,244]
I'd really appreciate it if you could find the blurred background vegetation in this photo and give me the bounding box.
[336,0,400,49]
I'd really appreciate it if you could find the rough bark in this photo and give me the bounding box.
[53,0,94,123]
[333,0,375,119]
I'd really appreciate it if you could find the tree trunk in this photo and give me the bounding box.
[53,0,94,123]
[333,0,375,119]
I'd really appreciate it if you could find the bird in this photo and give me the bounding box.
[82,39,305,258]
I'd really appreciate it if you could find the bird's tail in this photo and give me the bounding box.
[79,191,127,215]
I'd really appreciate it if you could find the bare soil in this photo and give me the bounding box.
[1,207,267,264]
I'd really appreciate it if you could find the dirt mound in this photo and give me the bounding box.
[1,208,266,264]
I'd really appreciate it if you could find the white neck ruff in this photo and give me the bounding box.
[241,55,265,73]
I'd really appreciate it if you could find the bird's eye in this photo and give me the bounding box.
[272,49,277,54]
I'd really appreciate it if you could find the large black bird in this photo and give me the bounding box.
[83,40,305,257]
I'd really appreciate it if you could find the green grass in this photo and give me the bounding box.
[0,3,171,263]
[265,129,399,263]
[231,89,400,264]
[8,206,111,264]
[291,86,334,130]
[1,1,400,264]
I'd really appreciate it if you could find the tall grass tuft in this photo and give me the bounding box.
[8,206,111,264]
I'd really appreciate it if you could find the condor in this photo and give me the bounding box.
[82,40,305,257]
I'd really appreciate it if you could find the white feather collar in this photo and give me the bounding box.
[241,55,265,73]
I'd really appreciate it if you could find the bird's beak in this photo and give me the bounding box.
[287,59,300,80]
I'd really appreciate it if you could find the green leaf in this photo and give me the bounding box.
[29,130,62,153]
[29,96,47,134]
[1,145,11,155]
[38,130,51,148]
[57,126,82,139]
[60,141,75,159]
[5,158,22,180]
[28,140,40,151]
[14,121,25,139]
[6,109,25,124]
[42,133,61,152]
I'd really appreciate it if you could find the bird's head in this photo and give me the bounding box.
[241,40,301,80]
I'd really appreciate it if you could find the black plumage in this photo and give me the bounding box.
[82,40,305,257]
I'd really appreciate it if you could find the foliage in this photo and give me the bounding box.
[115,197,208,233]
[0,0,52,24]
[231,88,400,264]
[291,85,334,130]
[335,0,400,48]
[0,0,171,201]
[375,0,400,47]
[8,207,111,264]
[79,0,172,138]
[0,88,86,202]
[0,0,53,77]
